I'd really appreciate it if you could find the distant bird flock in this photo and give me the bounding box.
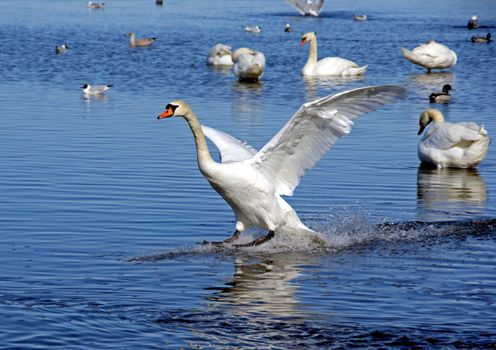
[56,1,491,246]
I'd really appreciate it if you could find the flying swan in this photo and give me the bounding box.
[286,0,324,17]
[157,86,406,246]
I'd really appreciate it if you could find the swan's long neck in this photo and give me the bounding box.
[183,111,215,171]
[306,37,318,66]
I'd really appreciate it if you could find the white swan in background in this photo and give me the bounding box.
[300,32,368,77]
[232,48,266,82]
[417,109,490,168]
[286,0,324,17]
[207,43,234,66]
[156,86,406,246]
[401,40,457,73]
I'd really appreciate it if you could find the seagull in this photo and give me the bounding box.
[55,44,69,54]
[286,0,324,17]
[127,33,157,47]
[87,1,104,9]
[245,26,262,33]
[353,14,367,21]
[81,83,113,95]
[156,86,406,247]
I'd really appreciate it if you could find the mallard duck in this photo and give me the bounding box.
[429,84,452,104]
[471,33,491,43]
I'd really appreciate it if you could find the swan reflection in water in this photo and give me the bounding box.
[231,80,263,122]
[303,75,364,101]
[417,165,488,221]
[208,254,307,320]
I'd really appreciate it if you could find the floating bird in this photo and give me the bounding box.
[232,48,265,82]
[156,85,406,246]
[87,1,104,9]
[401,40,457,73]
[417,109,490,168]
[300,32,367,77]
[286,0,324,17]
[127,32,157,47]
[471,33,491,43]
[467,15,479,29]
[55,44,69,54]
[81,83,113,95]
[155,0,164,4]
[429,84,452,104]
[353,14,367,21]
[245,26,262,33]
[207,43,234,66]
[285,23,293,33]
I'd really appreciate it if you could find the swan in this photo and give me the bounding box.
[55,44,69,54]
[232,48,266,82]
[81,83,112,95]
[207,43,234,66]
[127,32,156,47]
[286,0,324,17]
[300,32,368,77]
[156,85,406,246]
[467,15,479,29]
[429,84,452,104]
[471,33,491,43]
[417,109,490,168]
[401,40,457,73]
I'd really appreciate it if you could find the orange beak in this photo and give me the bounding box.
[157,107,174,119]
[299,38,306,47]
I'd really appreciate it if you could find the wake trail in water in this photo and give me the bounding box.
[129,217,496,262]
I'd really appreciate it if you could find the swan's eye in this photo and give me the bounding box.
[165,104,178,112]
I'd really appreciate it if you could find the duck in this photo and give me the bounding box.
[127,32,157,47]
[55,44,69,54]
[471,33,491,43]
[401,40,457,73]
[81,83,113,95]
[467,15,479,29]
[155,0,164,4]
[207,43,234,66]
[156,85,406,246]
[300,32,368,77]
[87,1,104,9]
[285,23,293,33]
[429,84,452,104]
[353,14,367,21]
[417,109,490,168]
[232,48,265,82]
[245,26,261,33]
[286,0,324,17]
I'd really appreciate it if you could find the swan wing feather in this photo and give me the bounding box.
[201,125,257,163]
[248,85,407,196]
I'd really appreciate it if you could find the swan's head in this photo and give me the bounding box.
[300,32,316,47]
[418,109,445,135]
[157,100,191,119]
[232,47,255,62]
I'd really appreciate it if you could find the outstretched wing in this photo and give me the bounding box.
[247,85,407,196]
[286,0,307,15]
[202,125,257,163]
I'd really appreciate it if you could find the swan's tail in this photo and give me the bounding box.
[401,47,420,64]
[345,64,368,76]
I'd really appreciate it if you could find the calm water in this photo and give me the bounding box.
[1,0,496,348]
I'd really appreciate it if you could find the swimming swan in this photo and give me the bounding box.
[207,43,234,66]
[157,86,406,246]
[300,32,368,77]
[286,0,324,17]
[418,109,490,168]
[232,48,266,82]
[401,40,457,73]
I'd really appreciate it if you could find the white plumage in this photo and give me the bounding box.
[418,109,490,168]
[207,43,234,66]
[300,32,367,77]
[401,40,457,72]
[232,48,266,82]
[286,0,324,16]
[81,83,112,95]
[157,86,406,246]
